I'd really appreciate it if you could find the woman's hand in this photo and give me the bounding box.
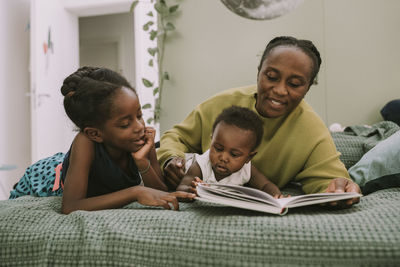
[325,178,361,207]
[163,157,186,189]
[135,187,195,210]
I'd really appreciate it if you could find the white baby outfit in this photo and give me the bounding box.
[185,149,251,185]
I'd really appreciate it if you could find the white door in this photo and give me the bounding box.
[30,0,79,162]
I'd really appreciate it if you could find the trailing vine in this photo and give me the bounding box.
[131,0,180,124]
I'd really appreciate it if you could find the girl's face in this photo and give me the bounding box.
[209,122,256,181]
[100,87,145,153]
[256,46,313,118]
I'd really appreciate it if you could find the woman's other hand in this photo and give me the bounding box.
[325,178,361,207]
[163,157,186,190]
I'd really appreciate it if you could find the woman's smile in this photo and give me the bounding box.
[268,97,287,108]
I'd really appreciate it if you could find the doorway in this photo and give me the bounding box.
[79,12,135,86]
[30,0,158,163]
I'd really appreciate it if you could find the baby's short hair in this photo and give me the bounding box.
[212,106,264,150]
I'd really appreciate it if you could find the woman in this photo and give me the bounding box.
[157,36,360,207]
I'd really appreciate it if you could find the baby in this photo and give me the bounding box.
[176,105,281,197]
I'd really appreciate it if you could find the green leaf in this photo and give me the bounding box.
[142,78,153,87]
[163,72,170,80]
[148,59,153,67]
[169,5,179,13]
[130,1,139,12]
[147,11,153,17]
[143,21,154,31]
[165,22,175,31]
[153,87,159,96]
[147,47,158,56]
[142,103,152,109]
[149,30,158,40]
[147,117,154,124]
[154,1,169,15]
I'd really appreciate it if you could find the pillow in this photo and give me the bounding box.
[348,130,400,194]
[331,121,400,169]
[381,99,400,126]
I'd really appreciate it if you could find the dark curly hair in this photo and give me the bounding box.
[257,36,322,85]
[212,105,264,150]
[61,66,136,130]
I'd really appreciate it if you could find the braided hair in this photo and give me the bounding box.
[61,66,136,130]
[257,36,322,84]
[212,105,264,150]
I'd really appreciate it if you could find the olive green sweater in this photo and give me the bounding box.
[158,85,350,194]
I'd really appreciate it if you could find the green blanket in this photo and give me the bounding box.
[1,188,399,266]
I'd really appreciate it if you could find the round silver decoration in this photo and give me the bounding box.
[220,0,304,20]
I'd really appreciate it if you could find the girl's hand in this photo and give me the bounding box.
[132,127,156,168]
[135,187,196,210]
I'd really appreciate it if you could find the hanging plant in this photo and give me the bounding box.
[131,0,180,124]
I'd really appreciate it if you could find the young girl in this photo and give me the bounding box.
[10,66,195,213]
[176,105,282,197]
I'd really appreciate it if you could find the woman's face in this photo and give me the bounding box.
[256,46,313,118]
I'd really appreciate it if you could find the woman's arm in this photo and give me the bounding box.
[248,165,282,197]
[157,107,210,189]
[176,161,203,192]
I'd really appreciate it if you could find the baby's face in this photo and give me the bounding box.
[209,122,256,181]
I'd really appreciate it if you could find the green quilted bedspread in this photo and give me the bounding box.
[1,188,399,266]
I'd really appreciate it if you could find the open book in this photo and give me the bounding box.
[196,183,362,215]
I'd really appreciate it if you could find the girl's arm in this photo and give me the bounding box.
[176,161,203,192]
[61,133,194,214]
[132,127,168,191]
[248,165,282,197]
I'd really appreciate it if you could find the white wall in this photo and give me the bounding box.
[324,0,400,125]
[0,0,31,199]
[159,0,400,133]
[0,0,150,200]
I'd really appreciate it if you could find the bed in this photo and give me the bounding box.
[0,188,399,266]
[1,123,399,266]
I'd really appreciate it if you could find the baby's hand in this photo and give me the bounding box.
[190,177,203,195]
[274,193,291,199]
[261,182,282,198]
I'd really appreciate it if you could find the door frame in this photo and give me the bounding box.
[30,0,158,162]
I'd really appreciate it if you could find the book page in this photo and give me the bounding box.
[196,186,286,215]
[198,184,279,206]
[197,183,361,209]
[276,192,362,208]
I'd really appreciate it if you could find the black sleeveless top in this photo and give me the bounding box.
[61,142,142,197]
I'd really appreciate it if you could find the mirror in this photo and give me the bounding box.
[220,0,304,20]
